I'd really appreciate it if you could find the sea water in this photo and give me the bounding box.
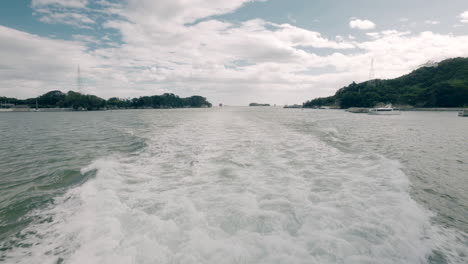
[0,108,466,263]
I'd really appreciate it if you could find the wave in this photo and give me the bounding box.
[2,110,466,263]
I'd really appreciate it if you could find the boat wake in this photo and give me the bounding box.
[2,110,466,263]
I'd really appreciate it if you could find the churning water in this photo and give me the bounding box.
[0,108,467,263]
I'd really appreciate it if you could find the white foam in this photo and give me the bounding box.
[3,110,466,263]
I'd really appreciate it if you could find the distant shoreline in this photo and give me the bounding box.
[2,107,466,113]
[343,107,466,113]
[401,108,466,111]
[1,90,212,111]
[0,106,212,113]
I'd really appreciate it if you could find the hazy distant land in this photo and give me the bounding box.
[249,103,271,107]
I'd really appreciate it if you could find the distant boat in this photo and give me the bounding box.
[458,109,468,117]
[368,104,401,115]
[346,107,369,113]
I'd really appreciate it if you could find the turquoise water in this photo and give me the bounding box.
[0,112,146,241]
[0,108,467,263]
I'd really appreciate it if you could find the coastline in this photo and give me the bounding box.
[401,108,466,111]
[0,106,212,113]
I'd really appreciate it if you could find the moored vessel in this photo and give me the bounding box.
[368,104,401,115]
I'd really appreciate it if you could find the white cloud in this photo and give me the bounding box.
[356,31,468,77]
[3,1,468,105]
[460,11,468,23]
[349,18,376,30]
[72,34,100,44]
[424,20,440,25]
[366,32,380,38]
[32,0,96,29]
[38,12,95,28]
[120,0,256,25]
[0,25,101,97]
[32,0,88,8]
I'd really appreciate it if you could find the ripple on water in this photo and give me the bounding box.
[0,109,467,264]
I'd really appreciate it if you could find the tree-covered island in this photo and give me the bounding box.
[304,57,468,109]
[249,103,271,106]
[0,91,212,110]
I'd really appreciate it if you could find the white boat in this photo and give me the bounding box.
[368,104,401,115]
[458,109,468,117]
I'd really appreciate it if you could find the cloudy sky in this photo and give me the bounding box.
[1,0,468,105]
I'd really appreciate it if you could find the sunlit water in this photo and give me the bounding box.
[0,108,467,263]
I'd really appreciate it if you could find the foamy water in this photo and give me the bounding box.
[1,108,467,263]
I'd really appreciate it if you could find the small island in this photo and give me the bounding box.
[249,103,270,107]
[283,104,302,108]
[0,90,212,111]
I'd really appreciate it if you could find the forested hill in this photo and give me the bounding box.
[303,57,468,108]
[0,91,212,110]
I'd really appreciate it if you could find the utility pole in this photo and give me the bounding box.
[369,57,375,88]
[77,65,83,93]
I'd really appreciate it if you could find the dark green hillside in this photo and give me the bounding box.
[1,91,212,110]
[304,57,468,108]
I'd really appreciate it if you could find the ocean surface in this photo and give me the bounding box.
[0,108,467,264]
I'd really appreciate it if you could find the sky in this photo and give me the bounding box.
[0,0,468,105]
